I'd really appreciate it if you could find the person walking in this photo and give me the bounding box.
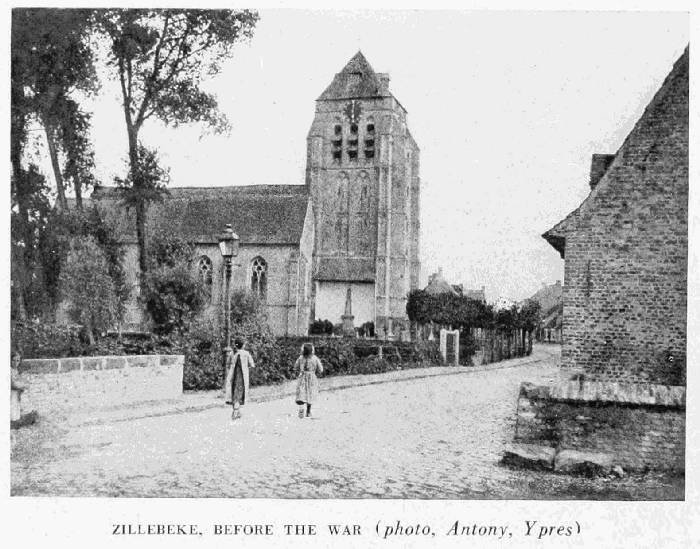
[225,338,255,421]
[295,343,323,418]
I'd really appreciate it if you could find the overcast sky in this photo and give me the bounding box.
[29,10,689,303]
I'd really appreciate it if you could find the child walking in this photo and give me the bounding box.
[295,343,323,418]
[225,338,255,421]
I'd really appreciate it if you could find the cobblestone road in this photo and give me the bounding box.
[11,346,682,499]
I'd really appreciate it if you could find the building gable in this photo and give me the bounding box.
[543,47,689,257]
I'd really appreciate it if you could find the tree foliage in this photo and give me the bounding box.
[229,290,264,325]
[12,8,98,210]
[11,165,52,319]
[40,206,129,320]
[59,236,119,344]
[406,290,541,331]
[114,143,170,214]
[98,8,259,275]
[406,289,492,329]
[142,232,206,335]
[11,8,98,319]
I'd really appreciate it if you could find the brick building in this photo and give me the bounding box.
[64,52,421,337]
[509,48,688,473]
[543,48,688,385]
[527,281,563,343]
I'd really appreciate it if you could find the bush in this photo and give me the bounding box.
[230,290,264,324]
[10,321,177,359]
[142,262,207,335]
[309,319,333,335]
[236,317,285,386]
[11,321,84,359]
[143,232,207,335]
[40,206,128,316]
[358,321,375,338]
[182,318,222,390]
[182,314,285,390]
[273,337,442,382]
[59,236,119,344]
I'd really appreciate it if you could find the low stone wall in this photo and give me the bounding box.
[17,355,184,416]
[512,380,685,472]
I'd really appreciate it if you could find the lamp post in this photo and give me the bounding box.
[218,224,239,384]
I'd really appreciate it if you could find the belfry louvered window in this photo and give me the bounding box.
[332,124,342,162]
[365,122,375,159]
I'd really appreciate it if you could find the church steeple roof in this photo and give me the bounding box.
[317,51,391,101]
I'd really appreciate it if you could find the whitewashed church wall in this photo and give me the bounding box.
[314,281,376,325]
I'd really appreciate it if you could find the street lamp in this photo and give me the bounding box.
[218,224,239,383]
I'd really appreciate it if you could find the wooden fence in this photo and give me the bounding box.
[470,327,533,365]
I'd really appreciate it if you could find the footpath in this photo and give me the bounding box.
[68,346,559,427]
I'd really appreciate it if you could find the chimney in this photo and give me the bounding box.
[589,154,616,190]
[556,280,561,286]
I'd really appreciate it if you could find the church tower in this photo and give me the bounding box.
[306,52,420,338]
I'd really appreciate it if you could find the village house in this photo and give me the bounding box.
[527,280,563,343]
[423,267,457,296]
[424,268,486,304]
[63,52,421,338]
[508,48,688,473]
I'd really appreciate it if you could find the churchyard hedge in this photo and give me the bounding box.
[11,321,178,359]
[183,335,443,391]
[13,320,443,391]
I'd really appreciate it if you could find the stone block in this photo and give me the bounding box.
[519,382,551,400]
[104,357,127,370]
[19,359,59,375]
[60,358,82,372]
[159,355,182,366]
[502,443,555,471]
[554,449,614,476]
[82,358,103,371]
[128,356,154,368]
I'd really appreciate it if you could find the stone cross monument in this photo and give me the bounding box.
[341,286,355,337]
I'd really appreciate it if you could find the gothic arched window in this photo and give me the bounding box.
[197,255,213,301]
[251,256,268,300]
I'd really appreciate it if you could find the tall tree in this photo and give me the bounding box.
[98,9,259,277]
[57,98,97,209]
[11,8,98,318]
[12,8,98,210]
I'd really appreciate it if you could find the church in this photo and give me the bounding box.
[85,52,421,337]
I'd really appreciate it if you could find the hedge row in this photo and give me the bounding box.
[12,321,444,391]
[183,335,444,391]
[11,321,178,359]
